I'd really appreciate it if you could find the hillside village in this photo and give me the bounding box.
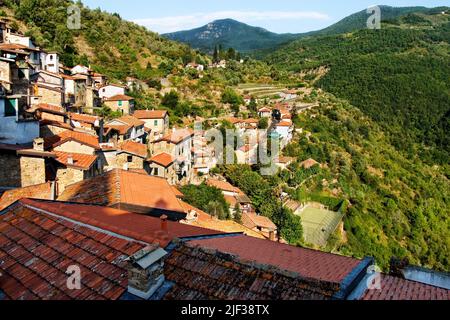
[0,14,449,302]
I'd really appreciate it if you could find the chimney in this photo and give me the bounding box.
[50,181,58,200]
[33,138,44,151]
[269,231,276,242]
[127,245,168,300]
[67,154,74,165]
[160,215,168,232]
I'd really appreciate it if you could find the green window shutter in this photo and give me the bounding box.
[118,100,123,107]
[5,99,16,117]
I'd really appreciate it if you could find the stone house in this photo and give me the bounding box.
[104,94,135,115]
[206,178,255,217]
[104,116,146,143]
[43,130,103,193]
[150,128,194,185]
[133,110,169,142]
[28,103,66,123]
[0,141,53,188]
[147,152,177,185]
[241,212,278,241]
[103,140,149,172]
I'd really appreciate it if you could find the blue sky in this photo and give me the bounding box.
[81,0,449,34]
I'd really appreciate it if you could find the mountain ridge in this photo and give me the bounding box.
[163,5,450,55]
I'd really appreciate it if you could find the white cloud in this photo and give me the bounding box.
[133,11,330,34]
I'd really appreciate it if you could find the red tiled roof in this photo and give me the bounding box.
[40,119,74,130]
[29,103,66,115]
[361,274,450,300]
[99,83,127,89]
[149,152,174,168]
[58,170,186,217]
[258,107,271,112]
[104,124,132,135]
[18,199,224,248]
[163,242,343,300]
[242,213,277,231]
[0,200,146,300]
[44,130,100,150]
[207,179,241,194]
[54,151,97,170]
[105,94,134,102]
[113,115,144,127]
[153,128,194,145]
[189,235,362,284]
[69,113,100,125]
[133,110,168,119]
[276,121,293,127]
[0,183,52,211]
[118,141,147,158]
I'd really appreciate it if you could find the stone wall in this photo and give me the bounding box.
[0,153,21,188]
[40,124,69,138]
[56,167,84,194]
[20,156,46,187]
[40,112,65,123]
[116,153,144,170]
[37,87,63,106]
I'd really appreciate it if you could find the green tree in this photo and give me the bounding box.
[161,90,179,109]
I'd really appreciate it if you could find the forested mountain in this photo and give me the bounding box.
[164,19,299,54]
[301,5,448,37]
[267,9,450,164]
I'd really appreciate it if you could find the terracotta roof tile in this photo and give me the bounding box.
[112,115,144,128]
[0,183,52,211]
[105,94,134,102]
[18,199,224,248]
[44,130,100,150]
[29,103,66,115]
[361,274,450,300]
[189,235,361,284]
[69,113,100,125]
[54,151,97,170]
[149,152,174,167]
[163,242,341,300]
[133,110,168,119]
[118,141,148,158]
[207,179,242,194]
[103,124,132,135]
[58,170,186,218]
[0,200,147,300]
[276,121,293,127]
[242,213,277,231]
[153,128,194,145]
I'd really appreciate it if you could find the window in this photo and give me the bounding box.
[118,100,123,107]
[154,168,159,176]
[127,155,133,163]
[5,99,16,117]
[154,120,158,126]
